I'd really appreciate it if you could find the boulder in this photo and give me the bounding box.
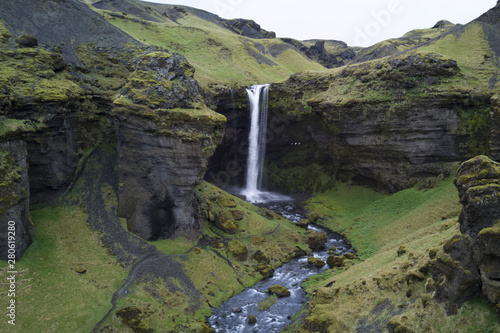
[307,230,327,250]
[327,255,345,268]
[308,256,326,268]
[214,212,238,234]
[228,240,248,261]
[252,250,270,264]
[248,315,257,325]
[296,219,309,229]
[256,263,274,278]
[15,33,38,47]
[230,209,244,221]
[267,285,291,298]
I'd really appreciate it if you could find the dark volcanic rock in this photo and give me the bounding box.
[223,18,276,39]
[0,0,137,65]
[0,140,33,260]
[454,155,500,238]
[114,109,225,240]
[432,156,500,315]
[281,38,356,68]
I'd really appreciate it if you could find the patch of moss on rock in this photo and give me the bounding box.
[267,284,291,298]
[228,240,248,261]
[116,306,153,333]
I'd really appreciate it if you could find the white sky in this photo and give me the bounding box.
[141,0,498,47]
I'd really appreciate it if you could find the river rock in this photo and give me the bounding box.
[248,315,257,325]
[296,219,309,229]
[307,230,327,250]
[327,255,345,268]
[267,285,291,298]
[257,263,274,278]
[308,256,326,268]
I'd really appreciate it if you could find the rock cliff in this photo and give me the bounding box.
[208,51,492,193]
[0,0,225,258]
[431,156,500,314]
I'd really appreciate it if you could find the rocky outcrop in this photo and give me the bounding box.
[222,18,276,39]
[0,140,32,260]
[113,49,225,240]
[208,52,490,194]
[281,38,356,69]
[114,108,225,240]
[0,1,225,257]
[431,156,500,314]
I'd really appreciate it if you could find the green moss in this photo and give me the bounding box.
[103,12,324,88]
[258,294,277,311]
[0,155,19,211]
[304,177,461,259]
[12,205,127,333]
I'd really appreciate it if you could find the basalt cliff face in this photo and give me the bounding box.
[209,52,492,193]
[430,156,500,315]
[0,0,224,259]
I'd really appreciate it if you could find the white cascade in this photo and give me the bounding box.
[242,84,289,203]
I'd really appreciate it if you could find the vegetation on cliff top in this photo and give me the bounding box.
[93,4,325,88]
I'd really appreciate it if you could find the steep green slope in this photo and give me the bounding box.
[87,1,325,87]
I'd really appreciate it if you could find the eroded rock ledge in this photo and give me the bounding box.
[0,2,225,258]
[431,155,500,314]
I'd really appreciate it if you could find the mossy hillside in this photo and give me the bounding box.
[271,22,496,123]
[304,177,461,259]
[420,22,498,91]
[0,205,127,333]
[3,142,308,332]
[299,220,500,332]
[102,181,309,332]
[352,22,458,63]
[100,10,325,88]
[0,44,82,105]
[296,178,499,332]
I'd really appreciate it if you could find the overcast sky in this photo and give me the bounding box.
[141,0,497,46]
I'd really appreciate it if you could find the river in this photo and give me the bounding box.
[208,199,353,333]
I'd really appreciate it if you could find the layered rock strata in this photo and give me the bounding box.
[208,52,491,193]
[431,156,500,314]
[0,1,225,257]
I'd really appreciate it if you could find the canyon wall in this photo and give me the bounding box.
[0,0,224,258]
[208,52,493,194]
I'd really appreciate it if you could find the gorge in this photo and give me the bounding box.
[1,0,500,332]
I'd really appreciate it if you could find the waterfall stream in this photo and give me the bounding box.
[207,85,353,332]
[242,84,269,202]
[208,201,352,332]
[241,84,288,203]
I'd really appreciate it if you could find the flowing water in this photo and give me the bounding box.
[241,84,289,203]
[208,200,353,332]
[209,85,353,332]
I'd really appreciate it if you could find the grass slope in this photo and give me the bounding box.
[292,178,500,332]
[93,5,325,87]
[0,144,308,333]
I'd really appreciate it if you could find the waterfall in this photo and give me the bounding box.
[243,84,269,202]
